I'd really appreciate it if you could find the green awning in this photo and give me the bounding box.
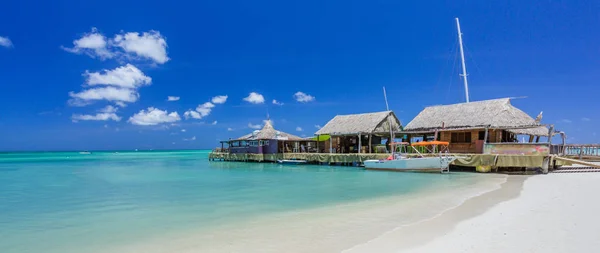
[311,135,331,141]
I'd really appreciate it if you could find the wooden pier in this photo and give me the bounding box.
[208,151,578,173]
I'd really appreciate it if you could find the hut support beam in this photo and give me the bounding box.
[316,135,319,153]
[368,134,372,153]
[330,137,333,153]
[483,127,489,145]
[358,133,362,154]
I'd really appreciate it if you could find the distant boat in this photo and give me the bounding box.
[79,151,91,155]
[277,159,307,165]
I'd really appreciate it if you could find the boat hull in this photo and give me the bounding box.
[277,160,307,165]
[363,157,454,172]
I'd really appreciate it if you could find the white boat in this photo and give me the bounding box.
[79,151,91,155]
[363,142,455,173]
[277,159,307,165]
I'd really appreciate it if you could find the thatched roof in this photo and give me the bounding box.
[315,111,402,135]
[507,126,551,136]
[235,120,303,141]
[403,98,544,134]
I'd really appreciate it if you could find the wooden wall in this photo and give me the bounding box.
[439,129,502,153]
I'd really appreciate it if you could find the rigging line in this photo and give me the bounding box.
[463,43,484,81]
[445,36,460,102]
[433,36,459,96]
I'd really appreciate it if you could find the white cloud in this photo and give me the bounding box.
[243,92,265,104]
[71,105,121,122]
[561,119,573,124]
[272,99,284,106]
[0,36,13,48]
[113,30,169,64]
[115,101,127,107]
[84,64,151,89]
[61,28,113,59]
[293,91,315,102]
[211,95,228,104]
[212,121,218,125]
[69,86,139,105]
[582,117,591,122]
[296,126,303,132]
[181,129,186,132]
[315,125,322,129]
[227,127,234,131]
[248,122,262,129]
[128,107,181,126]
[196,102,215,117]
[63,28,169,64]
[183,136,196,141]
[167,96,180,101]
[184,110,202,119]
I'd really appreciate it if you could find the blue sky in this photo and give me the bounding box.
[0,0,598,151]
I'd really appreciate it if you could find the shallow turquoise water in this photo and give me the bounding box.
[0,150,482,252]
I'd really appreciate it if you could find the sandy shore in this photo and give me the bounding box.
[348,173,600,253]
[105,174,507,253]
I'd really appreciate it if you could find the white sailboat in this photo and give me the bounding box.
[365,19,471,173]
[363,142,455,172]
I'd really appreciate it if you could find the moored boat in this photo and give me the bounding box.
[277,159,308,165]
[363,142,455,173]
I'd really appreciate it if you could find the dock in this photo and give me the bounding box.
[208,151,580,172]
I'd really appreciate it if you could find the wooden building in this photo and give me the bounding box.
[315,111,402,153]
[402,98,552,153]
[221,120,315,154]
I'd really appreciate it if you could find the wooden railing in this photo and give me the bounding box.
[564,144,600,158]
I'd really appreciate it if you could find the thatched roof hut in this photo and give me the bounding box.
[235,120,303,141]
[403,98,549,136]
[315,111,401,136]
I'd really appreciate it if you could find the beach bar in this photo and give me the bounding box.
[214,120,319,162]
[401,98,556,153]
[315,111,402,154]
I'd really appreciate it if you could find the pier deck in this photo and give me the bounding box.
[209,152,568,170]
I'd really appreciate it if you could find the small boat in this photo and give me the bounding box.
[277,159,308,165]
[79,151,91,155]
[363,142,455,173]
[365,87,455,173]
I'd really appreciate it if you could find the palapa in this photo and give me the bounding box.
[315,111,402,136]
[403,98,549,136]
[234,120,303,141]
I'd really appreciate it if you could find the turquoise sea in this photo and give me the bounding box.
[0,150,491,252]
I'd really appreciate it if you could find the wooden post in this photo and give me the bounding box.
[316,135,319,153]
[358,133,362,154]
[483,127,489,144]
[548,125,554,146]
[368,134,372,153]
[330,136,333,153]
[535,136,540,143]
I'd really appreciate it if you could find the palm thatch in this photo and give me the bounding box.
[235,120,303,141]
[403,98,545,135]
[508,126,552,136]
[315,111,401,135]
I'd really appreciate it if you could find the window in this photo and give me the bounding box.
[240,141,248,146]
[259,140,270,146]
[451,132,471,143]
[478,131,485,140]
[231,141,240,147]
[249,141,258,147]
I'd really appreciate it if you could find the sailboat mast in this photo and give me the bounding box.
[383,87,394,155]
[455,17,470,103]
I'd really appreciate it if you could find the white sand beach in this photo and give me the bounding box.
[102,172,600,253]
[348,173,600,253]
